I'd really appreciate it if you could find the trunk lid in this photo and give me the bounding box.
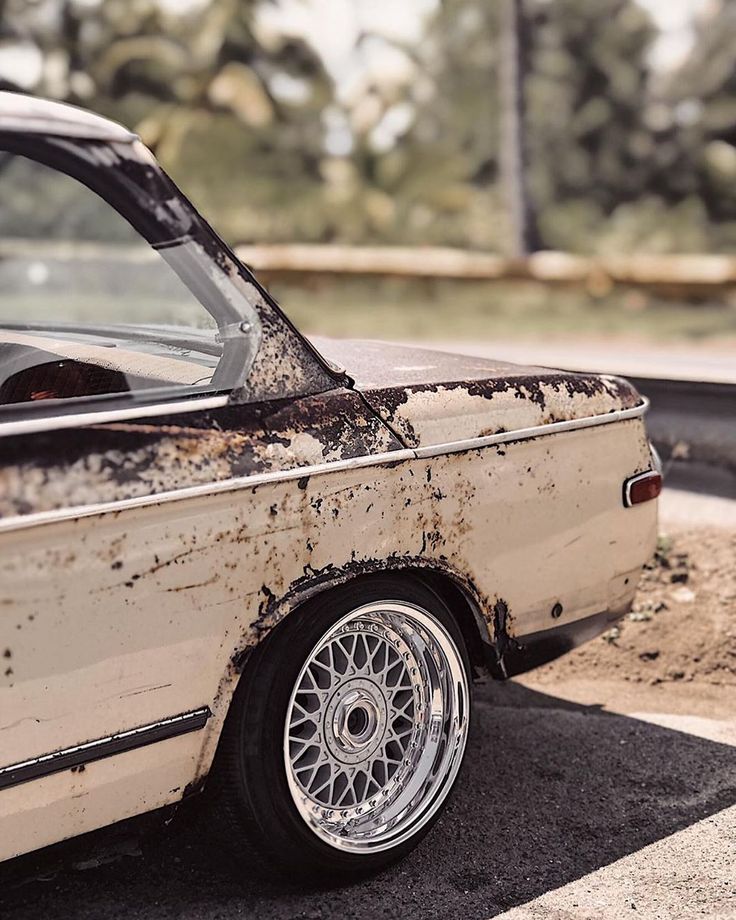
[311,337,643,449]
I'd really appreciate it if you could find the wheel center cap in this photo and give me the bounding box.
[324,678,387,765]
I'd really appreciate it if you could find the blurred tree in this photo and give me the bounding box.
[525,0,657,250]
[357,0,507,250]
[663,0,736,244]
[0,0,334,241]
[372,0,659,252]
[1,0,733,253]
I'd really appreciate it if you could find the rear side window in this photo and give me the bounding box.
[0,152,256,412]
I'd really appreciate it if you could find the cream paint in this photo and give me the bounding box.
[382,375,638,446]
[0,417,656,861]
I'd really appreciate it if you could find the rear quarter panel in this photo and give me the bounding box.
[0,416,656,859]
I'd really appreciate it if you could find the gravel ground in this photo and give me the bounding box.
[526,526,736,689]
[1,525,734,920]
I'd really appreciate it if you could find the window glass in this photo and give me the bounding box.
[0,152,256,411]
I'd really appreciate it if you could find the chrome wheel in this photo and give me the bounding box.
[284,600,469,853]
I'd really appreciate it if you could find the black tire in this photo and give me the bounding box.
[210,574,472,882]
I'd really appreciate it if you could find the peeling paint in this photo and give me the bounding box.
[361,373,642,448]
[313,338,642,449]
[0,390,401,517]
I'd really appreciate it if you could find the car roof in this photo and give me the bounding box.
[0,91,136,143]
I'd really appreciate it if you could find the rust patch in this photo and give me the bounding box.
[0,390,402,518]
[182,775,208,799]
[360,372,642,448]
[491,598,523,679]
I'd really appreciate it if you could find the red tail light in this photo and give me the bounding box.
[623,470,662,508]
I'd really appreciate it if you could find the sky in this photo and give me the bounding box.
[259,0,707,79]
[636,0,710,70]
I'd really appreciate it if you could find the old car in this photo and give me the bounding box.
[0,93,661,879]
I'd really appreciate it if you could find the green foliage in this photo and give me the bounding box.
[663,1,736,231]
[1,0,734,253]
[526,0,656,214]
[275,276,736,343]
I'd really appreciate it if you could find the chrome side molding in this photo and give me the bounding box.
[0,399,648,535]
[0,708,211,792]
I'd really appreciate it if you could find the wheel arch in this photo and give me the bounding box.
[237,560,494,680]
[195,560,493,803]
[406,568,491,678]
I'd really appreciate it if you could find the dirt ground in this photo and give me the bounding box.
[525,526,736,690]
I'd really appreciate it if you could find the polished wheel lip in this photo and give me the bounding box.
[283,599,470,854]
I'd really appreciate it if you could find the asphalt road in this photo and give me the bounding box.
[497,802,736,920]
[2,676,735,920]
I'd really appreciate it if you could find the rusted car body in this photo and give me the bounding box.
[0,94,659,873]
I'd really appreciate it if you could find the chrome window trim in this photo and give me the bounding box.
[0,394,231,438]
[0,399,648,535]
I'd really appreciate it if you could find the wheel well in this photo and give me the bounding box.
[280,566,491,679]
[411,569,490,678]
[240,566,493,684]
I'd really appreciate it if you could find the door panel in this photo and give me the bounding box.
[0,390,400,762]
